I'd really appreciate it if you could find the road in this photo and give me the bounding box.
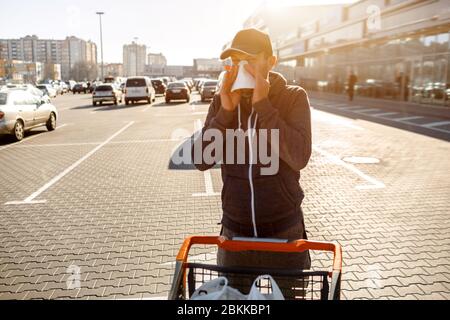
[0,91,449,300]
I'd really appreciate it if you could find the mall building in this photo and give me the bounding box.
[246,0,450,106]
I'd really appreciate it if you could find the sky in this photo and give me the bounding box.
[0,0,357,65]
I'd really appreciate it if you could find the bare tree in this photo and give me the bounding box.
[70,61,98,81]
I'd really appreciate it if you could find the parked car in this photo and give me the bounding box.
[151,79,166,95]
[66,80,77,92]
[36,84,57,98]
[59,81,69,94]
[51,82,63,95]
[93,84,123,106]
[180,79,193,93]
[200,80,218,102]
[165,82,190,103]
[124,76,156,105]
[194,78,208,91]
[17,85,51,104]
[72,83,87,94]
[0,89,58,141]
[161,77,170,86]
[198,79,209,95]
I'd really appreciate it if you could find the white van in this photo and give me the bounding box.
[124,76,156,105]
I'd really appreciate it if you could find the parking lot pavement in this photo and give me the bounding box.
[0,92,449,300]
[309,96,450,142]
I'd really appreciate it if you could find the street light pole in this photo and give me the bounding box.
[96,11,105,81]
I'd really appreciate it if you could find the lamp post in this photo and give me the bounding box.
[96,11,105,81]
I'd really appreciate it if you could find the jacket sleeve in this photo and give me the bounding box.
[252,88,312,171]
[191,94,237,171]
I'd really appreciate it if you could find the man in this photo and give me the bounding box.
[191,29,312,297]
[347,71,357,101]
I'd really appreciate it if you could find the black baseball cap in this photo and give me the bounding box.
[220,28,273,60]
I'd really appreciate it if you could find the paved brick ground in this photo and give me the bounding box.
[0,92,449,300]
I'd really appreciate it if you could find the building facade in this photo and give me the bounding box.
[103,63,124,78]
[0,35,97,80]
[257,0,450,106]
[243,3,345,51]
[123,42,147,77]
[147,52,167,76]
[0,60,45,83]
[193,58,222,77]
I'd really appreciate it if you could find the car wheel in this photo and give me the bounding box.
[46,112,56,131]
[13,120,24,141]
[93,101,97,106]
[125,99,129,105]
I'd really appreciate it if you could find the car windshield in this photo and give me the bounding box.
[95,85,113,91]
[36,85,46,90]
[0,92,7,105]
[126,78,146,87]
[168,83,185,88]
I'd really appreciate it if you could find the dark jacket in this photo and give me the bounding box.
[191,71,312,237]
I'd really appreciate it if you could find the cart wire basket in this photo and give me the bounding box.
[168,236,342,300]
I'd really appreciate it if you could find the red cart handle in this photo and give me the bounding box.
[176,236,342,272]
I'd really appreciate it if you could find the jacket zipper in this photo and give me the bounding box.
[247,108,258,237]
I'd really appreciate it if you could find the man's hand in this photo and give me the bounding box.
[220,65,241,112]
[244,61,270,105]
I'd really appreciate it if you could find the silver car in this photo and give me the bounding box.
[93,83,123,106]
[0,89,58,141]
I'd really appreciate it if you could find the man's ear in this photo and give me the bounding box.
[268,55,277,70]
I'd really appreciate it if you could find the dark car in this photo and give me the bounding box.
[87,82,96,93]
[151,79,167,95]
[165,82,190,104]
[72,83,87,94]
[200,80,218,102]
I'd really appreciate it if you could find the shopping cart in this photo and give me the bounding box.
[168,236,342,300]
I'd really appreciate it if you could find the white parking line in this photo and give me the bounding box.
[13,142,101,148]
[341,105,366,110]
[192,169,220,197]
[393,116,424,122]
[354,108,381,113]
[422,121,450,128]
[311,109,364,130]
[319,106,450,134]
[321,103,348,108]
[371,112,399,117]
[141,105,153,112]
[0,123,69,151]
[313,145,385,190]
[192,119,220,197]
[155,112,207,117]
[9,139,184,149]
[4,121,134,205]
